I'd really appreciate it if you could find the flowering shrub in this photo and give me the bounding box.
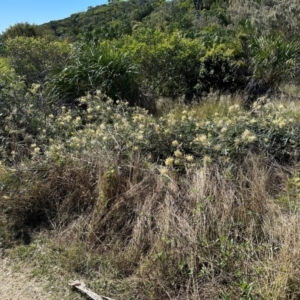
[0,72,55,163]
[34,95,300,170]
[1,86,300,171]
[159,102,300,169]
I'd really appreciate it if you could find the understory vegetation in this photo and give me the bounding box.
[1,0,300,299]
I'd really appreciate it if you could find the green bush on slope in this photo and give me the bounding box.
[49,41,139,106]
[4,36,70,85]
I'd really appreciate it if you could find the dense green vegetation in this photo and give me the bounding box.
[1,0,300,299]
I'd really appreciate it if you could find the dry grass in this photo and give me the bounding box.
[3,93,300,298]
[3,152,300,299]
[0,258,51,300]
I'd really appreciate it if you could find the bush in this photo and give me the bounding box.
[22,94,300,170]
[238,21,300,103]
[2,91,300,299]
[49,41,139,106]
[247,34,300,89]
[123,28,248,101]
[198,43,247,96]
[0,22,38,40]
[4,36,70,85]
[122,29,205,100]
[228,0,300,39]
[0,71,56,163]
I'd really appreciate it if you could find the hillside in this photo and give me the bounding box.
[40,0,162,40]
[1,0,300,299]
[37,0,300,42]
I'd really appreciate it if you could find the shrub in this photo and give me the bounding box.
[122,29,205,100]
[27,94,300,170]
[0,22,38,41]
[49,41,139,106]
[238,21,300,104]
[197,43,247,96]
[247,33,300,90]
[0,71,56,163]
[2,92,300,299]
[123,28,248,101]
[228,0,300,39]
[4,36,70,85]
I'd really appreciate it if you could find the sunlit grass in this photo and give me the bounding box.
[2,91,300,299]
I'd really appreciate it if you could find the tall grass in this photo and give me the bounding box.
[2,95,300,298]
[2,149,300,299]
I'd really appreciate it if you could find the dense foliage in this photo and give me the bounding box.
[4,37,70,85]
[1,0,300,102]
[48,41,139,105]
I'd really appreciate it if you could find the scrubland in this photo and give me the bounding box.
[1,0,300,298]
[2,91,300,299]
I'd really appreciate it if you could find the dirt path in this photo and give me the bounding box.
[0,259,50,300]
